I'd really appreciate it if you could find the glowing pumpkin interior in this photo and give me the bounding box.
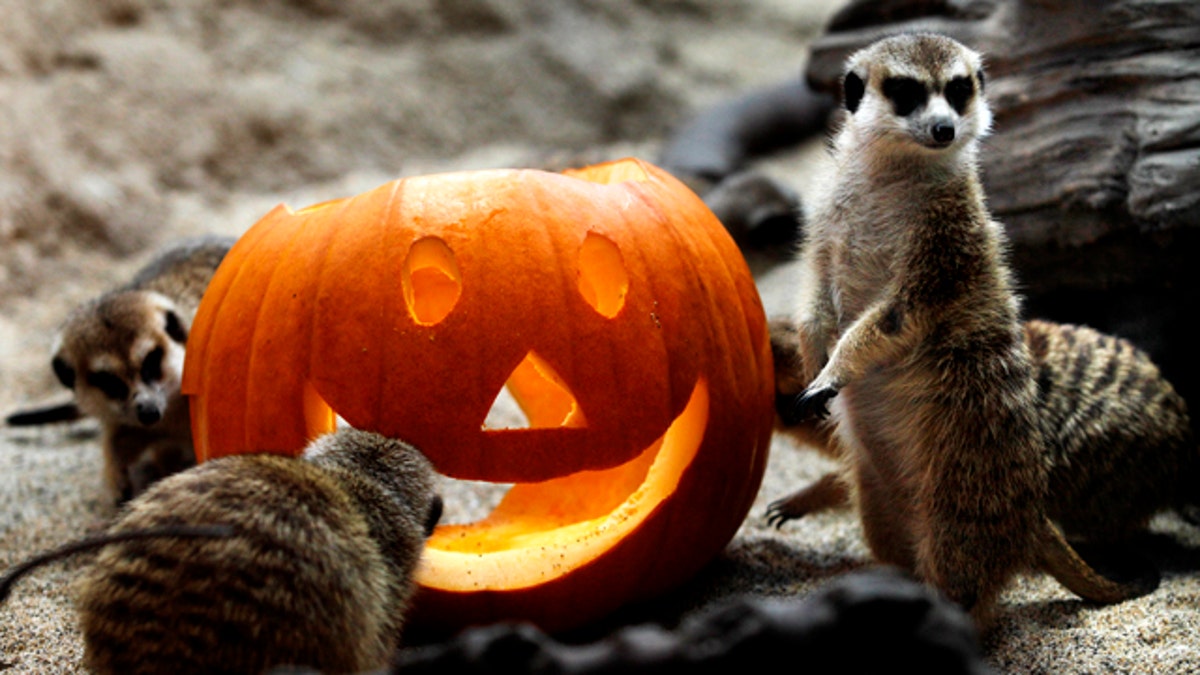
[424,380,705,590]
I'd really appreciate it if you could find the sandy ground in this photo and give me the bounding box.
[1,1,1198,673]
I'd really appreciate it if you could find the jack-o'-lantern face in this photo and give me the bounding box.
[182,158,774,633]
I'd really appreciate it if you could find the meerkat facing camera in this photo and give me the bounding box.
[44,236,234,503]
[776,33,1151,625]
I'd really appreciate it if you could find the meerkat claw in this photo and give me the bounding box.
[765,501,794,529]
[795,386,837,422]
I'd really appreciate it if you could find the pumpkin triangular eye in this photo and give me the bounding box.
[403,236,462,326]
[577,232,627,319]
[483,351,586,431]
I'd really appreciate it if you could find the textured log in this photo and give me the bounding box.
[657,81,834,255]
[658,80,834,187]
[803,0,1200,408]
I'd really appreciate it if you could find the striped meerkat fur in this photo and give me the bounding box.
[69,429,441,675]
[1027,320,1197,540]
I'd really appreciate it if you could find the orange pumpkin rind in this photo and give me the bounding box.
[183,158,774,633]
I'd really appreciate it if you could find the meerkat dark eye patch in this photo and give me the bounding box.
[52,357,76,389]
[141,347,164,384]
[882,77,927,117]
[164,310,188,344]
[87,372,130,401]
[945,76,975,114]
[843,71,865,113]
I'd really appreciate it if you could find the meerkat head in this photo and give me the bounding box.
[51,290,190,428]
[839,33,991,157]
[304,429,444,584]
[304,428,444,537]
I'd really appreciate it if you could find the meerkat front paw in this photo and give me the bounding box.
[793,386,838,422]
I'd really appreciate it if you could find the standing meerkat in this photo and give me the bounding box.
[11,235,235,504]
[774,33,1152,625]
[0,428,444,675]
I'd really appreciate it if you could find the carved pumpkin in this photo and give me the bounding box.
[182,158,774,633]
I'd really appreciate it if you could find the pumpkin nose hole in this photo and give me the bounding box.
[302,380,336,440]
[403,236,462,326]
[484,351,586,430]
[577,232,627,319]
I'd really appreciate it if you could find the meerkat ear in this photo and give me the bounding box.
[164,310,188,344]
[52,356,76,389]
[843,71,865,113]
[977,69,986,92]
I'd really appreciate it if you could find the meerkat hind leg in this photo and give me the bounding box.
[100,433,134,504]
[127,440,196,500]
[767,472,850,527]
[853,459,918,572]
[915,510,1017,624]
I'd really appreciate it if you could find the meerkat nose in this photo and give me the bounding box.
[931,120,956,145]
[136,403,162,426]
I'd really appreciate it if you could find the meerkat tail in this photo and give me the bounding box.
[5,401,83,426]
[1036,516,1157,603]
[0,525,234,605]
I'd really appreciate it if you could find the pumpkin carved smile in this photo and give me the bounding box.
[420,377,708,590]
[183,158,774,633]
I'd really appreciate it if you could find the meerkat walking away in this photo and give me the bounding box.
[10,235,234,504]
[770,318,1198,539]
[0,428,444,675]
[773,33,1153,625]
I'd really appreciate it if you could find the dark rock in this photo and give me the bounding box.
[699,169,805,258]
[388,567,990,675]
